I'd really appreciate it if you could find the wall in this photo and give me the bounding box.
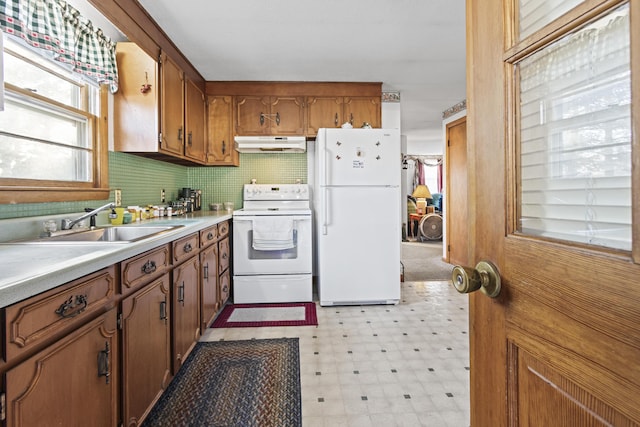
[0,151,307,219]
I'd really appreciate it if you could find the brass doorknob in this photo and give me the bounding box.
[452,260,501,298]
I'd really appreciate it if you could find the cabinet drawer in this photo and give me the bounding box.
[121,245,170,295]
[218,236,230,274]
[173,233,199,265]
[199,225,218,248]
[217,220,229,238]
[4,266,117,363]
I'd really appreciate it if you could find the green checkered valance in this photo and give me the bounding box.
[0,0,118,92]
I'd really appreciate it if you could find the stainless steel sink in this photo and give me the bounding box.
[18,225,183,244]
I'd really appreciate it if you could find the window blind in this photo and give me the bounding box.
[518,4,631,250]
[519,0,584,39]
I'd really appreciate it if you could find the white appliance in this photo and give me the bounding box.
[315,128,401,306]
[233,184,313,303]
[234,136,306,153]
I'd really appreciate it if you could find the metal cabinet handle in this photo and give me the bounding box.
[207,232,214,240]
[178,127,183,141]
[334,112,339,127]
[97,342,110,384]
[349,113,354,125]
[184,243,193,253]
[222,284,228,293]
[160,300,167,321]
[188,131,192,146]
[203,263,209,280]
[221,140,226,154]
[260,113,265,126]
[221,252,228,260]
[275,112,280,126]
[451,260,501,298]
[55,294,87,318]
[142,260,157,274]
[178,282,185,305]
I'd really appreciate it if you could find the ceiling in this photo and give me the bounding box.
[82,0,467,146]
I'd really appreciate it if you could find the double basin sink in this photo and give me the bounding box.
[19,225,184,244]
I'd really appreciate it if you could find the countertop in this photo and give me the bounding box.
[0,212,232,308]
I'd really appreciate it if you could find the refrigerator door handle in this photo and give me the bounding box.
[322,187,328,235]
[322,145,330,235]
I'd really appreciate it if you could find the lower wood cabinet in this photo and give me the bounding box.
[121,273,171,427]
[172,255,200,373]
[1,220,232,426]
[200,242,219,331]
[4,309,119,427]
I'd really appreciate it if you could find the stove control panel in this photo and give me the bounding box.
[243,184,310,201]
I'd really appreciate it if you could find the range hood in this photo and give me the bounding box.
[234,136,306,153]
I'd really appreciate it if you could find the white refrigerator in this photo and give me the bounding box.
[314,128,401,306]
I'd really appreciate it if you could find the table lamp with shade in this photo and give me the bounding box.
[412,184,432,214]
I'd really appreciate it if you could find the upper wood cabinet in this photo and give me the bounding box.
[207,95,239,166]
[307,96,381,135]
[344,97,381,129]
[159,52,184,157]
[114,42,207,166]
[113,42,159,153]
[184,78,207,163]
[235,96,305,136]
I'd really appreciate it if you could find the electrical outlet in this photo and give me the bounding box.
[114,189,122,207]
[161,189,166,203]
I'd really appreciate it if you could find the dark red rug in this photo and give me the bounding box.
[211,302,318,328]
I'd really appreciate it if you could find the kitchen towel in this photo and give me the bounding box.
[252,217,294,250]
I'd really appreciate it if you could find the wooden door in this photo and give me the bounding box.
[343,97,381,128]
[184,78,206,163]
[306,96,343,135]
[200,243,219,331]
[270,96,305,135]
[5,310,119,427]
[172,255,200,373]
[466,0,640,426]
[159,52,184,157]
[121,274,171,426]
[235,95,269,135]
[206,95,239,165]
[445,117,468,266]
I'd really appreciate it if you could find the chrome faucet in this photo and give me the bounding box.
[61,203,117,230]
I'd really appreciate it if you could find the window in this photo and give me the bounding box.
[0,36,110,203]
[514,3,632,251]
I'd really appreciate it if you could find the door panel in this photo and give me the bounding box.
[467,0,640,426]
[446,117,468,265]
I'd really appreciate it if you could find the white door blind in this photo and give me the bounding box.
[518,4,631,251]
[519,0,584,39]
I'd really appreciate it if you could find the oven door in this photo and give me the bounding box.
[233,214,312,275]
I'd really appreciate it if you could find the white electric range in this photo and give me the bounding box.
[232,184,313,303]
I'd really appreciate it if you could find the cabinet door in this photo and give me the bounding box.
[113,42,159,152]
[270,96,305,135]
[200,244,219,331]
[121,274,171,427]
[184,78,206,163]
[159,52,185,157]
[306,96,343,135]
[5,310,118,427]
[344,96,381,128]
[219,268,230,307]
[235,95,269,135]
[218,236,230,274]
[207,96,239,165]
[172,256,200,373]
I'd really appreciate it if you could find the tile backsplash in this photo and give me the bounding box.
[0,151,307,219]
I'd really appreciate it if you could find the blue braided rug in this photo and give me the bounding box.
[142,338,301,427]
